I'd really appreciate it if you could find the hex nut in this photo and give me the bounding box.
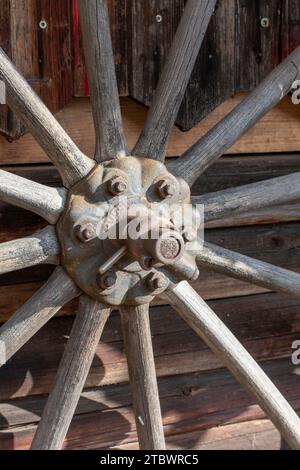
[147,271,169,292]
[75,223,96,243]
[107,176,128,195]
[157,179,176,199]
[98,271,117,290]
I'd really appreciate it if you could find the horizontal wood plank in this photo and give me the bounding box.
[0,357,298,449]
[1,94,300,165]
[0,291,300,401]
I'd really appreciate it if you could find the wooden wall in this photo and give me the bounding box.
[1,0,300,139]
[0,0,300,450]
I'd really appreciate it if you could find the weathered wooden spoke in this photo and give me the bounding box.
[0,267,80,366]
[170,45,300,185]
[79,0,127,162]
[0,226,60,275]
[193,172,300,223]
[167,282,300,449]
[133,0,217,161]
[120,304,166,450]
[31,296,110,450]
[1,1,300,452]
[0,169,66,224]
[0,49,95,188]
[195,241,300,299]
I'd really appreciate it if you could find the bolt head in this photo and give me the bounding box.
[75,223,96,243]
[98,271,117,290]
[183,228,197,242]
[260,17,269,28]
[157,179,176,199]
[108,176,128,195]
[147,272,169,292]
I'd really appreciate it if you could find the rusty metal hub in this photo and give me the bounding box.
[57,156,200,306]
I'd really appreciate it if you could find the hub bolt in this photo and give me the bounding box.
[147,271,169,292]
[107,176,128,195]
[98,271,117,290]
[157,179,176,199]
[75,223,96,243]
[183,228,197,242]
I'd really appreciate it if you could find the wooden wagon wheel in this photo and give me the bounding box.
[1,0,300,450]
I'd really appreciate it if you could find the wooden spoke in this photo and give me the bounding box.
[193,172,300,223]
[120,304,166,450]
[78,0,127,162]
[0,169,66,224]
[195,241,300,299]
[133,0,217,161]
[205,201,300,229]
[170,45,300,185]
[31,296,110,450]
[0,49,95,188]
[0,226,60,275]
[167,282,300,449]
[0,267,80,366]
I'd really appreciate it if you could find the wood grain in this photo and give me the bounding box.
[167,282,300,449]
[2,95,300,166]
[194,172,300,223]
[0,0,73,139]
[133,0,217,160]
[0,48,95,187]
[1,290,300,400]
[0,267,80,366]
[0,226,59,275]
[31,296,110,450]
[170,45,300,184]
[196,241,300,299]
[78,0,127,162]
[120,304,165,450]
[0,168,66,224]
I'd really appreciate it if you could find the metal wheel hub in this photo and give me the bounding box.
[57,156,199,306]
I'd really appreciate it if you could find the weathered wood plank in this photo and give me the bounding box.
[167,283,300,449]
[180,0,235,130]
[194,172,300,223]
[235,0,283,90]
[0,357,298,450]
[170,46,300,184]
[73,0,129,97]
[0,267,80,366]
[0,168,66,224]
[0,0,73,140]
[133,0,217,160]
[1,290,300,400]
[0,49,95,187]
[0,226,59,275]
[31,297,110,450]
[78,0,127,161]
[1,95,300,165]
[120,304,165,450]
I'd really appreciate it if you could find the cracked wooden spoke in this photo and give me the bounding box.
[133,0,217,161]
[120,304,166,450]
[167,282,300,450]
[195,241,300,299]
[31,296,110,450]
[0,226,60,275]
[0,267,81,366]
[170,45,300,185]
[193,172,300,223]
[79,0,127,162]
[0,169,66,224]
[0,49,95,188]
